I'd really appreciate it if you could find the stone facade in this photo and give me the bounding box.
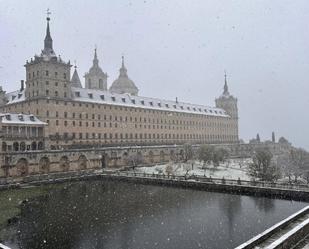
[0,16,239,152]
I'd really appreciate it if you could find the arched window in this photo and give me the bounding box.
[2,142,7,152]
[31,141,37,150]
[13,142,19,152]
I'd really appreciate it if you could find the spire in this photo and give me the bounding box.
[42,9,55,56]
[71,62,82,88]
[93,47,99,67]
[223,71,229,95]
[119,55,128,77]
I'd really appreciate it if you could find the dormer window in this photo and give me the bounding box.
[88,93,93,99]
[204,109,207,112]
[210,110,213,113]
[173,105,177,109]
[149,102,153,106]
[18,94,22,99]
[100,95,105,100]
[214,111,218,114]
[193,108,196,111]
[198,108,202,112]
[187,107,190,110]
[122,98,126,103]
[131,99,136,104]
[75,92,80,97]
[5,114,11,121]
[165,104,169,108]
[141,100,145,105]
[11,96,16,101]
[30,115,35,122]
[180,106,184,110]
[158,103,161,107]
[18,114,24,121]
[111,97,116,102]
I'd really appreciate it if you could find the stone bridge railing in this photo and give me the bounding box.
[1,169,308,201]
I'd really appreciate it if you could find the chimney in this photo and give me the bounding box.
[176,97,178,104]
[20,80,24,91]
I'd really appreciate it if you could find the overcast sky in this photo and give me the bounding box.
[0,0,309,149]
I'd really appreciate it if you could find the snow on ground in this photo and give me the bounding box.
[135,158,253,181]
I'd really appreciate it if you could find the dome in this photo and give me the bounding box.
[110,56,138,96]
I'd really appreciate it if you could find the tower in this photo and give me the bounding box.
[215,72,239,142]
[24,12,71,100]
[84,48,108,90]
[110,56,139,95]
[215,72,238,119]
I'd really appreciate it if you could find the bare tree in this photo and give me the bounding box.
[183,143,193,162]
[127,152,144,170]
[248,148,280,181]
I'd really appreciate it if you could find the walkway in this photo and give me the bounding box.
[236,206,309,249]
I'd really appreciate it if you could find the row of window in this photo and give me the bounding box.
[28,70,67,79]
[56,132,237,141]
[49,119,234,132]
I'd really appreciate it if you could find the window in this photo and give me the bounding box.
[122,98,126,103]
[46,70,49,76]
[131,99,136,104]
[88,93,93,99]
[64,73,66,79]
[75,92,80,97]
[55,91,58,97]
[100,95,105,100]
[55,82,58,86]
[46,81,49,85]
[141,100,145,105]
[111,96,116,101]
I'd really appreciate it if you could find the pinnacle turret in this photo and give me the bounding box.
[42,9,55,57]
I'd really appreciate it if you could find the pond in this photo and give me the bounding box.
[1,180,307,249]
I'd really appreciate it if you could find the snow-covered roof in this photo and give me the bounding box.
[6,89,25,104]
[4,87,229,117]
[71,87,229,117]
[0,113,47,125]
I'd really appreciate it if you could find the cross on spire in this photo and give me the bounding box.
[46,8,51,21]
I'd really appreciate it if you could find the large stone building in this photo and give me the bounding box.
[0,16,239,151]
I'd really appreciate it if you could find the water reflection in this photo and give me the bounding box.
[4,181,307,249]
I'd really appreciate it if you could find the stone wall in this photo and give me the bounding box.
[0,145,185,178]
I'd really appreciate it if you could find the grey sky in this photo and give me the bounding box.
[1,0,309,149]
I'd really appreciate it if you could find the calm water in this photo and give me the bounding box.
[3,180,307,249]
